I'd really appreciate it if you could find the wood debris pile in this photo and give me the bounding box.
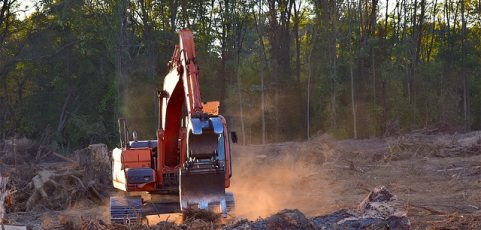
[43,186,410,230]
[385,131,481,160]
[182,208,221,223]
[226,186,410,230]
[0,140,112,216]
[45,215,134,230]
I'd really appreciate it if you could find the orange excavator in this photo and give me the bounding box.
[110,29,236,223]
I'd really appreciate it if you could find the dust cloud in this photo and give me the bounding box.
[229,141,343,219]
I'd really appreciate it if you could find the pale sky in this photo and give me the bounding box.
[16,0,39,20]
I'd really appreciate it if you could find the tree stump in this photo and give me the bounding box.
[76,144,111,183]
[0,176,10,222]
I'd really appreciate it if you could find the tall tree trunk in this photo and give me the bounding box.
[218,0,231,113]
[329,0,338,130]
[427,0,438,62]
[116,0,127,117]
[395,0,401,40]
[169,0,178,32]
[234,12,247,145]
[384,0,389,39]
[254,0,267,143]
[306,27,318,140]
[138,0,155,79]
[266,0,293,141]
[348,0,358,139]
[236,53,245,145]
[260,51,266,144]
[461,0,469,131]
[402,0,408,39]
[369,0,378,135]
[0,0,15,44]
[293,0,301,84]
[415,0,426,65]
[267,0,279,141]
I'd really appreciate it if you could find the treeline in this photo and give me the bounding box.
[0,0,480,149]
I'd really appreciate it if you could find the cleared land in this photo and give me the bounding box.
[1,131,481,229]
[232,131,481,229]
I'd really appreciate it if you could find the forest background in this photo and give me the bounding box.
[1,0,480,150]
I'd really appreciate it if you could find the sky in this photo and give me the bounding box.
[16,0,39,20]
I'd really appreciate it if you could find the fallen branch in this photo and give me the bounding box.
[69,175,86,190]
[51,152,77,165]
[87,186,102,202]
[409,204,446,215]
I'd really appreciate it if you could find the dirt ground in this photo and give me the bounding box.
[230,131,481,229]
[2,131,481,229]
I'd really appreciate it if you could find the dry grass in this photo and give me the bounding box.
[182,208,220,223]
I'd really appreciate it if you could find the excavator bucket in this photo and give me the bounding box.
[180,119,229,214]
[179,170,227,213]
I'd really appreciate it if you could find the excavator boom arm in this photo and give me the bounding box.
[169,29,203,117]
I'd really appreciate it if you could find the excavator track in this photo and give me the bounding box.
[225,192,235,217]
[110,196,142,224]
[110,193,235,224]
